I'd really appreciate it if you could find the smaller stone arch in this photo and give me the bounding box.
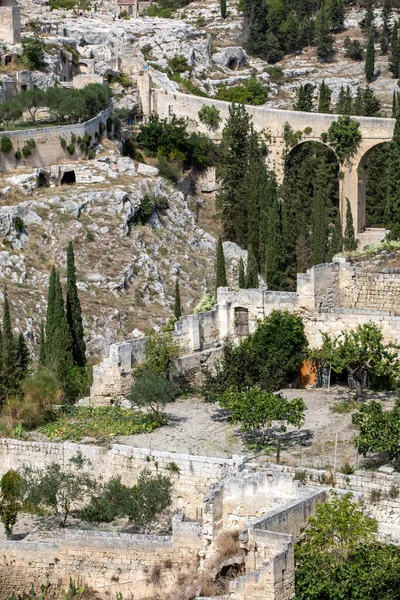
[78,61,89,74]
[234,307,249,337]
[37,171,50,187]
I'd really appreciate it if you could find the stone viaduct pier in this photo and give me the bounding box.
[137,72,395,233]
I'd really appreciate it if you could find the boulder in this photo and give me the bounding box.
[138,163,159,176]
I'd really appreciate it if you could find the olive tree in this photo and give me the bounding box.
[220,386,306,462]
[352,401,400,461]
[319,322,399,399]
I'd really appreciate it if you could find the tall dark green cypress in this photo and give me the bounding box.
[246,127,266,269]
[311,184,328,266]
[265,196,285,290]
[363,0,375,33]
[343,199,358,251]
[336,85,353,115]
[328,211,343,260]
[52,271,74,388]
[365,32,375,82]
[16,332,29,380]
[220,0,226,19]
[39,320,46,367]
[245,245,259,289]
[392,90,397,118]
[215,234,228,291]
[385,107,400,236]
[174,279,182,320]
[238,258,246,289]
[0,323,3,407]
[45,266,57,362]
[389,20,400,77]
[66,242,86,367]
[318,80,332,113]
[2,287,17,399]
[294,85,313,111]
[316,6,334,61]
[380,0,392,55]
[216,104,251,247]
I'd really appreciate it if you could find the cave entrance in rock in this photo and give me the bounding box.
[38,172,50,187]
[228,58,238,70]
[61,170,76,185]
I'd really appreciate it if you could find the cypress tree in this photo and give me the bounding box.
[389,20,400,77]
[380,0,392,55]
[238,258,246,288]
[246,127,266,268]
[39,320,46,366]
[66,242,86,367]
[336,85,353,115]
[216,103,251,247]
[316,7,334,61]
[318,80,332,113]
[2,287,17,399]
[363,0,375,33]
[215,234,228,291]
[343,199,358,251]
[330,0,344,32]
[311,173,328,266]
[294,85,313,111]
[353,87,364,116]
[16,332,29,380]
[385,107,400,237]
[362,85,381,117]
[45,266,57,362]
[295,232,311,274]
[173,279,182,320]
[265,196,286,290]
[220,0,226,19]
[365,32,375,83]
[245,245,259,288]
[328,211,343,260]
[53,271,74,389]
[0,323,3,407]
[392,90,397,118]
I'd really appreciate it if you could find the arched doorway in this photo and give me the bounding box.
[283,141,340,274]
[358,142,390,229]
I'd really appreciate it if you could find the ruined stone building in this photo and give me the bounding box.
[0,0,21,44]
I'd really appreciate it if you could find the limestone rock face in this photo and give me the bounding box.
[212,46,246,69]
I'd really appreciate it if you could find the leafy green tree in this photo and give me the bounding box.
[0,470,22,539]
[18,88,46,123]
[327,116,362,164]
[22,452,97,527]
[294,85,313,112]
[134,331,181,380]
[173,279,182,320]
[241,0,269,60]
[319,322,399,399]
[366,143,390,226]
[318,80,332,113]
[220,0,226,18]
[343,198,358,251]
[293,491,400,600]
[216,233,228,290]
[129,370,177,421]
[66,242,86,367]
[0,99,23,129]
[389,20,400,77]
[352,401,400,461]
[380,0,392,55]
[21,35,46,70]
[365,32,375,82]
[220,386,306,461]
[238,257,246,288]
[198,105,221,130]
[392,90,397,117]
[203,310,307,401]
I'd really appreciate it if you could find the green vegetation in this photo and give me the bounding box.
[336,84,381,117]
[204,311,307,402]
[194,293,217,313]
[20,35,46,70]
[129,371,177,421]
[39,406,162,440]
[343,198,357,251]
[215,233,228,290]
[295,491,400,600]
[216,77,268,105]
[174,279,182,320]
[352,400,400,462]
[0,135,13,153]
[327,115,362,164]
[198,105,221,130]
[0,470,22,539]
[318,322,399,399]
[365,31,375,82]
[220,386,306,460]
[294,85,313,112]
[50,0,91,10]
[168,54,191,73]
[344,37,364,61]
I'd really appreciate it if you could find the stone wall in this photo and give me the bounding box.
[0,108,111,173]
[0,517,202,599]
[0,439,246,518]
[0,2,21,44]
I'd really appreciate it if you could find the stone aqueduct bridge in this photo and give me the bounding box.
[137,73,395,233]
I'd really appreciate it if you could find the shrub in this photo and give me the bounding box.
[340,460,355,475]
[60,137,67,150]
[344,37,364,61]
[14,150,22,161]
[13,216,24,233]
[67,143,75,155]
[216,77,268,105]
[198,104,221,130]
[370,489,381,503]
[141,43,152,59]
[129,370,178,420]
[21,138,36,158]
[168,54,191,74]
[0,135,13,154]
[194,293,217,313]
[157,156,180,183]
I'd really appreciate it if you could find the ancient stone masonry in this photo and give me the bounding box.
[0,0,21,45]
[90,255,400,404]
[137,72,394,233]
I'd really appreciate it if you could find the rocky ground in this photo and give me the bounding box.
[0,146,244,360]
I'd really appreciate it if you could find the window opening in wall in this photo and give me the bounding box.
[234,307,249,337]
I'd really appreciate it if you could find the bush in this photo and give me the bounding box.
[67,143,75,155]
[21,138,36,158]
[13,216,24,233]
[216,77,268,105]
[0,136,13,154]
[20,35,46,70]
[156,156,181,182]
[14,150,22,161]
[194,293,217,313]
[203,310,307,402]
[168,54,191,73]
[198,105,221,130]
[344,37,364,61]
[129,370,178,420]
